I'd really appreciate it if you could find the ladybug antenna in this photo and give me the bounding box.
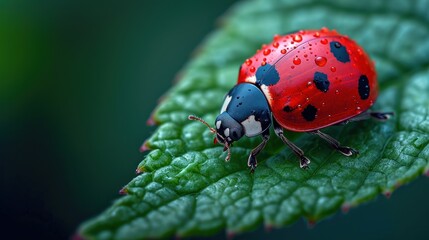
[188,115,231,161]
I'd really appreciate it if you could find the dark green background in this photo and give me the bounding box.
[1,1,428,239]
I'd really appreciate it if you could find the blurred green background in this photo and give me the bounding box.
[1,0,428,239]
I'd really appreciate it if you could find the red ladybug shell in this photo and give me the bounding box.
[237,28,378,132]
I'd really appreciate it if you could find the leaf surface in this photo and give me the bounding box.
[79,0,429,239]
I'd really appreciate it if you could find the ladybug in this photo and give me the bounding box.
[189,28,392,172]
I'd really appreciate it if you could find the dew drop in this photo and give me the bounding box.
[297,104,302,109]
[321,27,329,33]
[261,61,266,66]
[293,34,303,42]
[320,39,328,45]
[315,56,327,67]
[250,66,256,72]
[335,90,339,95]
[273,34,280,41]
[281,49,287,54]
[273,42,279,48]
[263,49,271,56]
[306,97,310,102]
[307,81,312,86]
[245,59,252,66]
[330,66,336,72]
[293,57,301,65]
[313,32,320,37]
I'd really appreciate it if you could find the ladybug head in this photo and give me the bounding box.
[188,83,272,161]
[188,115,235,161]
[214,112,245,146]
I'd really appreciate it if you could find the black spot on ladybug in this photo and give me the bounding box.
[283,105,294,112]
[313,72,330,92]
[302,104,317,121]
[255,63,280,86]
[358,75,370,100]
[330,41,350,63]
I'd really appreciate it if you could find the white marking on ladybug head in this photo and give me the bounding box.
[224,128,230,137]
[241,115,262,137]
[245,75,257,84]
[260,84,273,102]
[220,95,232,113]
[216,120,222,129]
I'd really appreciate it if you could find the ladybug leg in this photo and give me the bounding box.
[337,111,394,125]
[312,130,359,156]
[273,119,311,169]
[247,129,270,173]
[369,111,394,121]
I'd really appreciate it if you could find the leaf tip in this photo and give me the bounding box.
[136,166,145,174]
[307,219,317,229]
[341,203,351,214]
[71,233,86,240]
[139,141,151,152]
[264,223,273,232]
[226,230,236,240]
[119,187,129,195]
[146,113,158,126]
[383,191,392,199]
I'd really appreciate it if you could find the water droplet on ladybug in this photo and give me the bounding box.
[307,81,312,86]
[293,57,301,65]
[306,97,310,102]
[304,54,308,58]
[273,34,280,41]
[250,66,256,72]
[315,56,327,67]
[263,49,271,56]
[321,27,329,33]
[245,59,252,66]
[330,66,336,72]
[297,104,302,109]
[273,42,279,48]
[313,32,320,37]
[357,48,363,56]
[320,39,328,45]
[334,42,342,48]
[291,65,295,69]
[261,61,266,66]
[335,90,339,95]
[293,34,302,42]
[281,49,287,54]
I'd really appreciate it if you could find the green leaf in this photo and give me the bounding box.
[78,0,429,239]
